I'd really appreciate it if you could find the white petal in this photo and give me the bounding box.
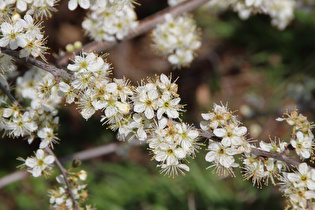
[79,0,90,9]
[170,97,180,106]
[105,106,117,117]
[160,74,169,84]
[166,155,177,165]
[219,155,234,168]
[17,36,28,48]
[201,113,211,120]
[17,0,27,11]
[305,190,315,199]
[287,173,300,182]
[213,128,226,137]
[134,103,145,113]
[137,128,147,140]
[178,164,189,172]
[276,117,285,121]
[32,167,42,177]
[36,149,45,159]
[166,108,178,118]
[68,0,78,10]
[25,158,36,167]
[299,163,309,174]
[155,152,167,162]
[236,126,247,135]
[168,54,179,65]
[307,180,315,190]
[39,140,49,149]
[205,151,216,162]
[174,148,186,159]
[221,137,231,147]
[208,142,220,151]
[296,131,304,140]
[44,155,55,164]
[301,150,311,159]
[145,107,154,119]
[231,136,243,146]
[106,83,117,92]
[157,108,165,119]
[58,82,70,92]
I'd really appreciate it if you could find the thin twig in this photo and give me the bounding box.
[0,82,19,105]
[45,147,79,210]
[1,47,74,81]
[56,0,209,67]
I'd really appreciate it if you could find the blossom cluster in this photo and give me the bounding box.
[280,163,315,209]
[148,118,199,177]
[243,140,287,187]
[151,13,201,67]
[241,109,315,189]
[200,103,250,176]
[1,67,61,176]
[277,110,315,159]
[0,0,58,18]
[82,0,138,42]
[48,170,89,209]
[116,73,183,142]
[18,149,55,177]
[208,0,296,30]
[57,52,202,175]
[59,52,133,127]
[200,104,315,208]
[0,14,46,58]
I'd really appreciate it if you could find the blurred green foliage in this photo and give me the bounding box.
[2,4,315,210]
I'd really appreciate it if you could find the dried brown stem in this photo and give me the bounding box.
[45,147,79,210]
[56,0,209,67]
[1,47,74,80]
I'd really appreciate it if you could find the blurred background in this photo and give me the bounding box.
[1,0,315,209]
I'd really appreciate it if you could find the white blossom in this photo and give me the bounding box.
[24,149,55,177]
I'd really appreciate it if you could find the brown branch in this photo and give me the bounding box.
[60,143,119,162]
[250,147,301,167]
[1,47,74,81]
[45,147,79,210]
[56,0,209,67]
[198,129,306,169]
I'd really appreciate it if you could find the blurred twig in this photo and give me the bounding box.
[0,143,119,188]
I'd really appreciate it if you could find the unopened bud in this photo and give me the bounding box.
[77,170,87,181]
[65,44,74,52]
[117,102,130,114]
[72,158,82,168]
[74,41,82,49]
[12,13,21,22]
